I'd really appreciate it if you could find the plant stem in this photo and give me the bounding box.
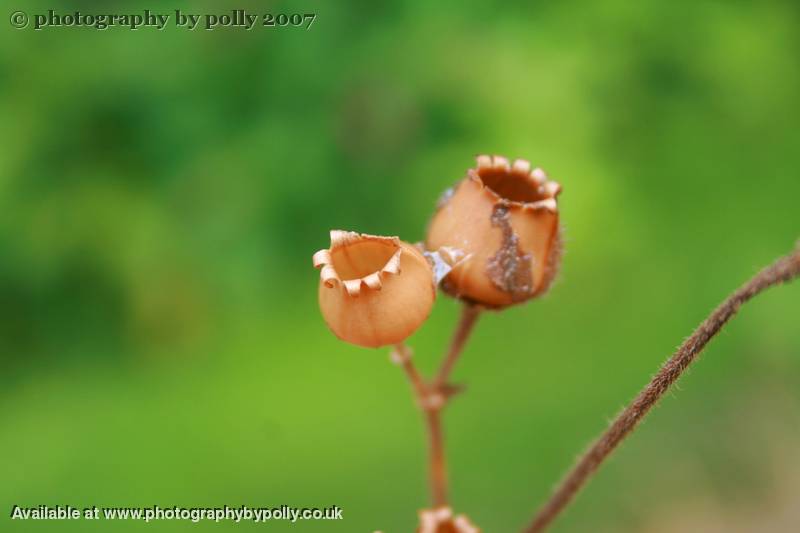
[393,343,450,507]
[523,246,800,533]
[425,408,448,507]
[394,343,428,400]
[392,303,483,508]
[434,303,482,389]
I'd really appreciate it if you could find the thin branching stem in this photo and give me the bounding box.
[434,303,482,389]
[393,343,450,506]
[394,343,428,400]
[425,407,448,506]
[523,245,800,533]
[392,302,483,508]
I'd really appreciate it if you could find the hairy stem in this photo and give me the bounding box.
[394,343,428,401]
[434,303,482,389]
[392,303,483,508]
[393,344,450,507]
[425,408,448,506]
[524,246,800,533]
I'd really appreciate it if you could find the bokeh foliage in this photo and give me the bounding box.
[1,0,799,531]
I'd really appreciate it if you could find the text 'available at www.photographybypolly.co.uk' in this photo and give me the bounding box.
[10,504,343,523]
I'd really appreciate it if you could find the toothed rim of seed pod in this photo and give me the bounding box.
[469,154,561,213]
[417,507,480,533]
[312,230,402,297]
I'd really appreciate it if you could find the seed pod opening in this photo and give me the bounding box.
[313,230,436,348]
[426,155,562,308]
[417,507,480,533]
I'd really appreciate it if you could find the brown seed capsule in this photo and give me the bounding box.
[313,230,436,348]
[417,507,480,533]
[426,155,562,308]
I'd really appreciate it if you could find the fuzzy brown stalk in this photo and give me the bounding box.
[523,245,800,533]
[393,343,451,506]
[425,408,448,507]
[434,303,482,389]
[393,303,482,508]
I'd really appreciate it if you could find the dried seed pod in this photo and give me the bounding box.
[426,155,562,308]
[313,230,436,348]
[417,507,480,533]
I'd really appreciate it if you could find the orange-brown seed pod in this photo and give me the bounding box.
[426,155,562,308]
[313,230,436,348]
[417,507,480,533]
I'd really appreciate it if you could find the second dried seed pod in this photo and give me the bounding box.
[426,155,562,308]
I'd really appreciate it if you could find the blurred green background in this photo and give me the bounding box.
[2,0,799,531]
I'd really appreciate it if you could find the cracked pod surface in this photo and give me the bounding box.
[426,155,562,308]
[313,230,436,348]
